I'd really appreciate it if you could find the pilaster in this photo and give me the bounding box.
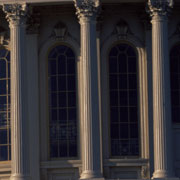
[147,0,177,179]
[74,0,104,179]
[3,3,31,180]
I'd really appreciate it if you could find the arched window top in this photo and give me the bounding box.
[109,43,136,58]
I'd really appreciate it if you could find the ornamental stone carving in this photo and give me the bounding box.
[147,0,173,17]
[3,3,28,26]
[73,0,100,20]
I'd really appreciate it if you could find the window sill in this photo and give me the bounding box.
[40,160,82,169]
[0,161,11,172]
[104,158,148,167]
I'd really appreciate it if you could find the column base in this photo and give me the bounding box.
[80,170,104,180]
[10,174,31,180]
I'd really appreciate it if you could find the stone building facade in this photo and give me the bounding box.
[0,0,180,180]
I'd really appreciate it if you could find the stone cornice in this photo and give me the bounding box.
[147,0,173,17]
[3,3,28,26]
[73,0,100,21]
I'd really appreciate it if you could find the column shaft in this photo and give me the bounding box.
[151,14,173,178]
[80,18,102,179]
[74,0,103,179]
[3,4,31,180]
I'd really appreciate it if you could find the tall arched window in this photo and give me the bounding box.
[170,44,180,123]
[48,45,77,158]
[0,48,11,161]
[109,43,139,157]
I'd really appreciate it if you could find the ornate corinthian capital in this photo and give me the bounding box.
[147,0,173,17]
[73,0,100,20]
[3,3,28,26]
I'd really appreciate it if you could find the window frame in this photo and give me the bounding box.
[107,42,140,158]
[47,44,78,160]
[39,38,81,164]
[100,36,149,161]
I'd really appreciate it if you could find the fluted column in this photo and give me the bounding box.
[147,1,177,179]
[74,0,103,179]
[3,4,31,180]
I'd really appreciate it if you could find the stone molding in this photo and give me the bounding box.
[73,0,100,21]
[26,12,40,34]
[3,3,28,27]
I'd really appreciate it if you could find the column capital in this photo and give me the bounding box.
[147,0,173,19]
[73,0,100,22]
[3,3,28,27]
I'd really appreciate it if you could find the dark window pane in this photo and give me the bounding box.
[59,109,67,123]
[128,58,137,73]
[172,107,180,123]
[120,124,128,139]
[119,74,127,89]
[69,141,77,157]
[68,108,76,122]
[119,91,128,106]
[8,63,10,77]
[0,113,7,127]
[49,76,57,92]
[0,146,8,161]
[48,60,57,75]
[0,49,7,58]
[56,45,67,54]
[171,73,179,90]
[121,140,129,156]
[118,54,127,73]
[0,96,7,111]
[129,107,138,122]
[59,142,68,157]
[50,141,58,158]
[119,107,128,122]
[58,92,67,107]
[50,93,57,107]
[118,44,127,52]
[48,49,58,58]
[68,92,76,107]
[66,48,74,57]
[67,76,75,91]
[110,91,118,106]
[109,47,118,56]
[171,91,179,106]
[68,125,77,140]
[129,74,137,89]
[58,55,66,75]
[129,90,137,106]
[111,124,119,139]
[109,58,118,73]
[127,46,136,56]
[0,130,7,144]
[171,57,179,73]
[67,59,75,74]
[110,107,119,123]
[0,80,7,95]
[0,60,6,79]
[50,109,57,123]
[58,76,66,91]
[130,123,138,138]
[109,75,118,89]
